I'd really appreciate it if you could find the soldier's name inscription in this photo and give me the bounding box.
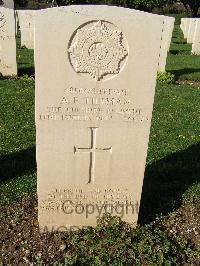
[38,86,149,123]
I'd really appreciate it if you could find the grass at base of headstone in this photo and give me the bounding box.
[157,71,175,84]
[0,196,199,265]
[57,204,199,265]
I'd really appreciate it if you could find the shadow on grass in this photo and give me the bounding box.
[0,66,35,79]
[172,41,187,45]
[1,143,200,225]
[0,76,16,81]
[170,50,191,55]
[170,68,200,79]
[0,146,36,183]
[139,142,200,224]
[16,35,35,77]
[18,66,35,76]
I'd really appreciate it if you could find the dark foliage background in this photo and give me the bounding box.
[14,0,200,16]
[15,0,171,11]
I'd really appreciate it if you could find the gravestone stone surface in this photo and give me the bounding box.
[158,16,175,72]
[180,18,185,33]
[35,6,165,231]
[192,19,200,55]
[187,18,198,43]
[167,18,175,52]
[183,18,191,39]
[180,18,185,35]
[0,0,14,9]
[17,10,35,49]
[0,7,17,76]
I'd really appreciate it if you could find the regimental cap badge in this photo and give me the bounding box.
[68,20,128,81]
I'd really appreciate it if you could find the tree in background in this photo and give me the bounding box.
[130,0,170,11]
[180,0,200,17]
[15,0,29,7]
[15,0,49,9]
[45,0,169,12]
[16,0,200,17]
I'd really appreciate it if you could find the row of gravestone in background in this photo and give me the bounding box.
[181,18,200,55]
[0,5,175,77]
[1,5,179,231]
[0,0,13,9]
[16,10,35,49]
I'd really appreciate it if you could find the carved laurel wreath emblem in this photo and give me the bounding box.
[68,21,128,81]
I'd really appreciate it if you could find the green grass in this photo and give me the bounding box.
[0,76,36,202]
[142,83,200,223]
[16,35,34,76]
[57,215,183,265]
[167,16,200,81]
[167,54,200,81]
[0,36,35,202]
[0,15,200,265]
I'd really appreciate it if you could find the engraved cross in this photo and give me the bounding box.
[74,127,112,184]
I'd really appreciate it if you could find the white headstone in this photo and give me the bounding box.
[0,0,14,9]
[192,19,200,55]
[158,16,175,72]
[17,10,35,49]
[187,18,198,43]
[180,18,186,35]
[35,6,167,231]
[0,7,17,76]
[167,18,175,52]
[182,18,191,39]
